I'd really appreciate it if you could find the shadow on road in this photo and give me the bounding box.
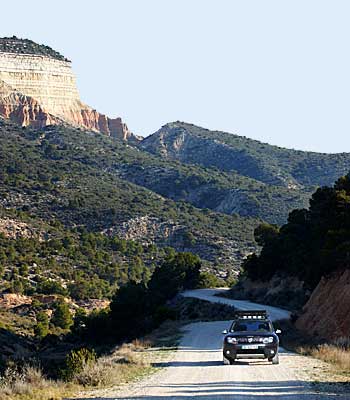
[151,359,276,367]
[69,379,350,399]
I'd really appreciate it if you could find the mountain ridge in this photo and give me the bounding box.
[141,121,350,188]
[2,37,350,278]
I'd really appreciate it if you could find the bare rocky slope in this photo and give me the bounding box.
[296,269,350,340]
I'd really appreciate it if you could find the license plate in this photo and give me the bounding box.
[242,345,259,350]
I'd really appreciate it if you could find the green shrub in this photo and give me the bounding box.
[37,279,68,296]
[197,272,224,288]
[153,305,177,325]
[34,311,49,338]
[51,300,73,329]
[61,348,96,381]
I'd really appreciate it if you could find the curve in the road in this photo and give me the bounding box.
[181,288,291,321]
[72,289,346,400]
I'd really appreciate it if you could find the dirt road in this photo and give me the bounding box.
[181,288,291,321]
[75,289,349,399]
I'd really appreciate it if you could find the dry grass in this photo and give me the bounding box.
[309,342,350,373]
[276,319,350,376]
[131,338,152,350]
[69,323,182,391]
[0,318,183,399]
[0,344,153,400]
[72,344,151,388]
[0,365,75,400]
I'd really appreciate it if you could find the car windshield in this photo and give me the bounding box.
[231,320,271,332]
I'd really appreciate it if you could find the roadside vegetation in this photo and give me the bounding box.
[0,299,233,400]
[276,319,350,376]
[0,251,225,400]
[243,174,350,288]
[238,175,350,377]
[0,321,180,400]
[310,340,350,373]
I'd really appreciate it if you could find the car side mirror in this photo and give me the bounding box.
[222,329,228,334]
[276,329,282,334]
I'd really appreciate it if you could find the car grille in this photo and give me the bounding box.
[238,349,266,355]
[237,337,265,344]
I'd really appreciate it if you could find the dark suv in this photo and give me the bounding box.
[222,310,281,365]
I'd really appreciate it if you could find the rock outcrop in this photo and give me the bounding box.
[0,80,60,128]
[0,293,32,309]
[296,269,350,340]
[0,217,44,240]
[0,37,138,142]
[103,215,255,273]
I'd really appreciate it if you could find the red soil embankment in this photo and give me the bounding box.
[296,269,350,340]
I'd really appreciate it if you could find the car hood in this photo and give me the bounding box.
[226,331,275,337]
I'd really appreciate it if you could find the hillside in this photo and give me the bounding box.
[1,37,346,229]
[3,115,350,277]
[0,117,258,273]
[141,121,350,188]
[229,174,350,341]
[2,37,350,282]
[0,205,168,302]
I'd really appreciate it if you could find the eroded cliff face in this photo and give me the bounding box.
[296,269,350,340]
[0,42,138,142]
[0,79,60,128]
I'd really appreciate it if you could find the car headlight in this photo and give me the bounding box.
[263,337,274,344]
[226,337,237,344]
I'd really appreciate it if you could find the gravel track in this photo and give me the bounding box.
[72,289,349,400]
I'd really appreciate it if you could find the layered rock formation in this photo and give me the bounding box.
[0,79,60,128]
[296,269,350,340]
[0,37,138,142]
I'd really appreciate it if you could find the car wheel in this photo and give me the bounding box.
[271,353,279,365]
[229,359,236,365]
[223,356,230,365]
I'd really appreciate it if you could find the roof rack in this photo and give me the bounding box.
[234,310,269,320]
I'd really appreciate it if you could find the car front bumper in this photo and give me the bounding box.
[223,343,278,360]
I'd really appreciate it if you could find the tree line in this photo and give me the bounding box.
[244,174,350,288]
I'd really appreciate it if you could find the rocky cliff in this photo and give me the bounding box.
[0,37,138,142]
[296,269,350,340]
[0,79,60,128]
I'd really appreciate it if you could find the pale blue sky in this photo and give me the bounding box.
[1,1,349,152]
